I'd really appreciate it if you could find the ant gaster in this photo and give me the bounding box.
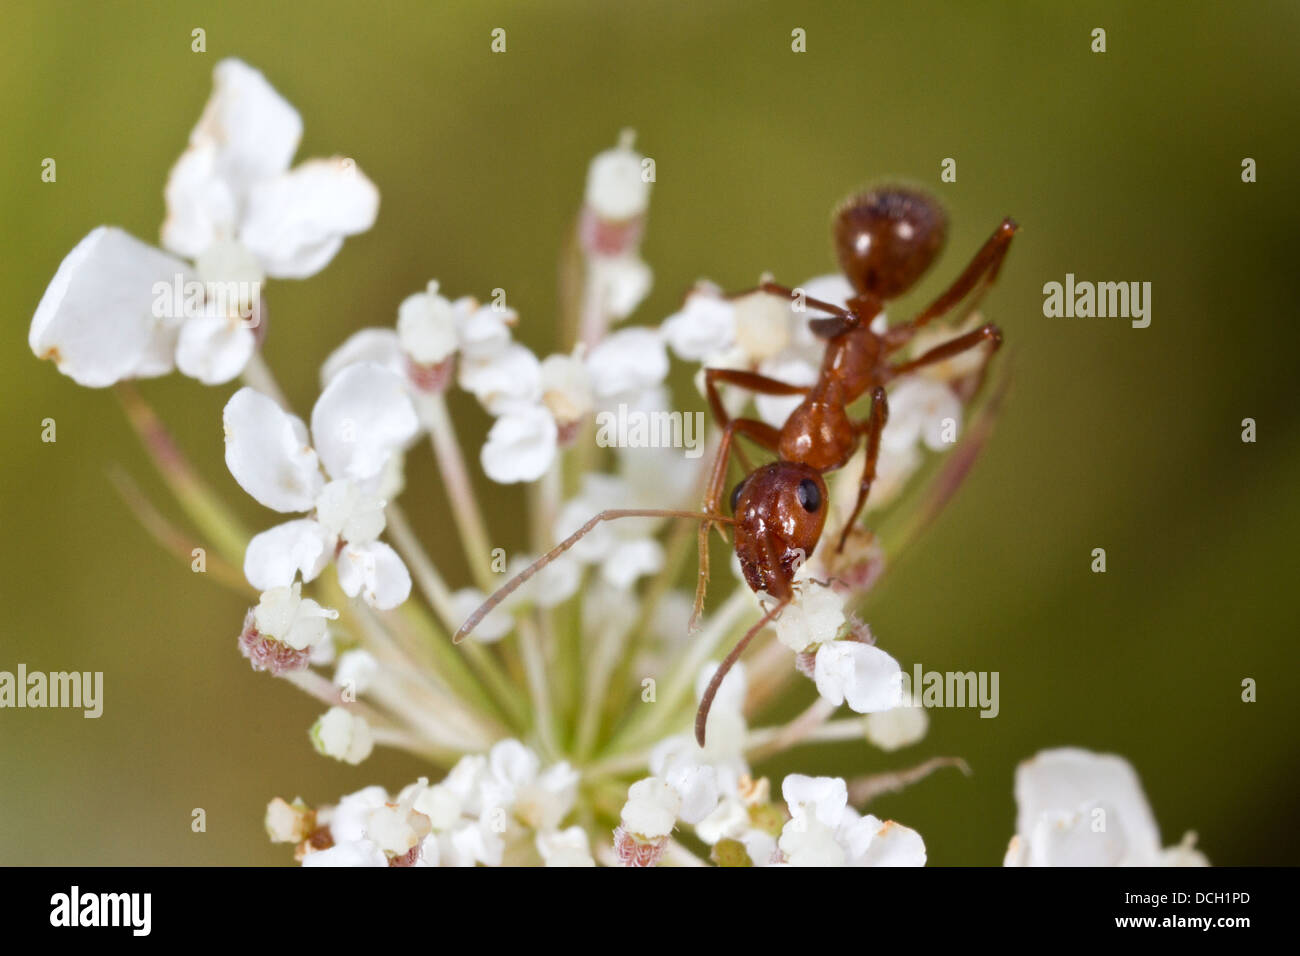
[454,186,1017,748]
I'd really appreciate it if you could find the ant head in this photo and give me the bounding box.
[833,187,948,301]
[729,461,828,601]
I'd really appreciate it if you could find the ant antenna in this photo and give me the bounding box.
[453,508,734,644]
[694,594,792,747]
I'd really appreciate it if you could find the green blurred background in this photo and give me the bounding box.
[2,0,1297,865]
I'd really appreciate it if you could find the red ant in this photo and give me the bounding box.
[454,187,1017,747]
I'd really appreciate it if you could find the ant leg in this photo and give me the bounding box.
[692,417,781,631]
[453,507,732,643]
[704,366,809,471]
[888,323,1002,379]
[695,594,792,746]
[758,280,879,339]
[885,218,1017,352]
[757,280,854,319]
[837,387,889,552]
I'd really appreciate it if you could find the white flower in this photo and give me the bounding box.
[662,285,737,361]
[864,696,929,751]
[540,351,595,427]
[301,840,387,867]
[777,775,925,867]
[813,640,904,713]
[1003,747,1208,867]
[480,740,579,832]
[620,777,681,839]
[585,327,668,402]
[164,59,377,278]
[590,255,653,321]
[396,281,460,366]
[773,584,847,652]
[536,827,596,867]
[224,364,418,609]
[310,706,374,765]
[252,583,337,651]
[882,377,963,453]
[480,402,558,484]
[585,134,651,221]
[333,649,380,695]
[31,59,377,388]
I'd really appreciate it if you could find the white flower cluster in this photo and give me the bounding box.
[277,740,591,867]
[30,59,377,387]
[224,363,417,611]
[615,661,924,866]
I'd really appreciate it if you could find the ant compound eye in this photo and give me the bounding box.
[729,479,748,513]
[796,478,821,513]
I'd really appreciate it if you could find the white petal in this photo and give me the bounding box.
[193,59,300,192]
[320,327,407,386]
[223,388,323,511]
[301,839,387,867]
[601,538,664,588]
[662,288,735,361]
[311,362,419,482]
[848,816,927,867]
[161,143,238,259]
[732,290,793,362]
[30,228,188,387]
[814,641,904,713]
[455,301,514,359]
[536,827,596,867]
[480,404,557,484]
[244,519,333,590]
[330,785,389,843]
[1013,748,1163,866]
[864,699,929,751]
[333,648,379,694]
[458,343,542,413]
[782,775,848,828]
[620,778,680,839]
[397,285,460,365]
[773,585,846,653]
[161,59,301,258]
[310,706,373,765]
[663,762,719,825]
[585,327,667,398]
[240,157,379,278]
[1027,805,1127,867]
[488,739,541,794]
[591,254,652,320]
[755,357,817,428]
[175,310,256,384]
[585,139,650,220]
[336,540,411,610]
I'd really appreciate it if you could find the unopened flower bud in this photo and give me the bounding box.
[310,706,374,765]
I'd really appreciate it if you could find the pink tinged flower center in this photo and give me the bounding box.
[613,825,667,867]
[238,610,310,675]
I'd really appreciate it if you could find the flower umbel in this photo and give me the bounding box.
[28,64,1208,867]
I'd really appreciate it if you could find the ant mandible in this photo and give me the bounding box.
[454,186,1017,748]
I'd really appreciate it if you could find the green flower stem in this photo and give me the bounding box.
[106,464,255,597]
[516,615,560,760]
[114,383,251,566]
[605,588,754,753]
[383,503,528,731]
[421,393,496,591]
[573,610,631,761]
